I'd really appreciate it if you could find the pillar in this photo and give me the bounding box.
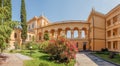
[61,30,66,37]
[54,30,58,39]
[71,29,74,39]
[111,29,113,38]
[78,29,82,39]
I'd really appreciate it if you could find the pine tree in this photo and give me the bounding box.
[20,0,27,43]
[3,0,12,21]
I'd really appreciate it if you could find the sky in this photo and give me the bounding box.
[12,0,120,22]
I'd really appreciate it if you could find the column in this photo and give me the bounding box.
[111,19,113,26]
[118,28,120,37]
[78,29,82,39]
[71,29,74,39]
[111,29,113,38]
[61,30,66,37]
[54,30,57,39]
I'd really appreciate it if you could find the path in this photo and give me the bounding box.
[0,53,32,66]
[75,52,116,66]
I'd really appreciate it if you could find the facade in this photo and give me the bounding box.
[9,4,120,52]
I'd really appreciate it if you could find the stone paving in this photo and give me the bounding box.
[86,53,116,66]
[75,53,98,66]
[75,52,116,66]
[0,53,32,66]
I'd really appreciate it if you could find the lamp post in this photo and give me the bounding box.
[30,46,32,56]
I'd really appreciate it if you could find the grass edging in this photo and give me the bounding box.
[91,53,120,66]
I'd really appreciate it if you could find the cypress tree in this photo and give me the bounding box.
[0,0,2,7]
[20,0,27,43]
[3,0,12,21]
[0,0,2,25]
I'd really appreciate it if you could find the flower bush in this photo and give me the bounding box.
[45,37,78,63]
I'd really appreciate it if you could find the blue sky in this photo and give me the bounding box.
[12,0,120,22]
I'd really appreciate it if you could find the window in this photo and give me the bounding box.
[29,35,31,40]
[14,33,17,38]
[32,23,34,28]
[108,42,111,49]
[28,25,30,30]
[107,20,111,26]
[113,41,118,49]
[107,30,111,37]
[113,28,118,36]
[113,15,118,23]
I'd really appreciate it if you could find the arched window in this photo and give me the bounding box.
[67,30,71,38]
[74,30,78,38]
[14,33,17,38]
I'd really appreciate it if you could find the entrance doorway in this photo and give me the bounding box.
[83,42,87,50]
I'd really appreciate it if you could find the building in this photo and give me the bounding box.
[9,4,120,52]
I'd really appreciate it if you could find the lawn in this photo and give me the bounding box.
[19,50,75,66]
[94,52,120,65]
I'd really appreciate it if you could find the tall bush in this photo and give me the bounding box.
[45,37,78,63]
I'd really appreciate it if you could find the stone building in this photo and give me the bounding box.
[9,4,120,52]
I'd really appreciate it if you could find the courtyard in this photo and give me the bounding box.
[0,0,120,66]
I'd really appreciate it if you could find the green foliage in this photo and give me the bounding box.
[39,41,49,51]
[3,0,12,21]
[0,0,2,7]
[22,50,75,66]
[21,0,27,43]
[0,21,18,53]
[23,41,39,50]
[39,62,49,66]
[44,33,49,40]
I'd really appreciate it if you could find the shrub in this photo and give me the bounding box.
[101,48,108,52]
[45,37,78,63]
[39,41,49,51]
[44,33,49,40]
[24,41,39,50]
[39,62,49,66]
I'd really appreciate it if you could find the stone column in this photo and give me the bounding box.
[118,28,120,37]
[111,19,113,25]
[71,29,74,39]
[78,29,82,39]
[111,29,113,38]
[61,30,66,37]
[54,30,57,39]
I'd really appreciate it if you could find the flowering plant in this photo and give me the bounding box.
[45,37,78,63]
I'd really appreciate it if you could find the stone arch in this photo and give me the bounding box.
[58,28,62,37]
[65,27,71,38]
[73,27,79,38]
[38,32,42,40]
[50,29,55,38]
[82,27,87,38]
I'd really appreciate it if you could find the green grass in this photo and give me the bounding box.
[94,52,120,65]
[19,50,75,66]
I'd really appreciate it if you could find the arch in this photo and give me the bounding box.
[58,28,62,37]
[65,27,71,38]
[38,32,42,40]
[73,27,79,38]
[50,29,55,38]
[44,30,48,33]
[82,27,87,38]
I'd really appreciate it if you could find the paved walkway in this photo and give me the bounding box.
[75,53,98,66]
[75,52,116,66]
[0,53,32,66]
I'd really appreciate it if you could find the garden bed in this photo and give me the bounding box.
[19,50,75,66]
[93,52,120,65]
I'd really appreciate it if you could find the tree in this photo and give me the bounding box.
[0,0,2,25]
[3,0,11,21]
[44,33,49,40]
[20,0,27,43]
